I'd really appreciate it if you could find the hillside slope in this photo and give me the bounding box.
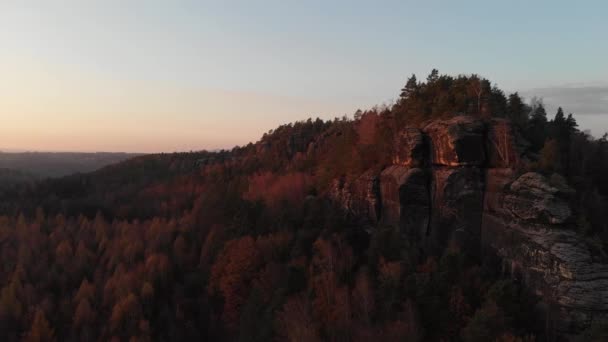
[0,71,607,341]
[0,152,142,178]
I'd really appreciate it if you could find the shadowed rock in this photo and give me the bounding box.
[330,169,380,227]
[424,116,486,166]
[392,128,426,167]
[329,115,607,337]
[483,168,516,213]
[505,172,572,225]
[430,167,484,255]
[483,214,608,336]
[380,166,430,239]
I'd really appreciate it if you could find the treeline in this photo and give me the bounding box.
[0,70,607,341]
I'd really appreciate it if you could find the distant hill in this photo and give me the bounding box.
[0,151,142,178]
[0,168,37,187]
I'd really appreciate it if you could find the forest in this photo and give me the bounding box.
[0,152,141,179]
[0,70,607,341]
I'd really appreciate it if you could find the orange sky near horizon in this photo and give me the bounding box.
[0,58,362,153]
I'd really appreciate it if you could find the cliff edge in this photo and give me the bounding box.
[330,115,608,338]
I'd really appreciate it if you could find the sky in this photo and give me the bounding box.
[1,1,607,153]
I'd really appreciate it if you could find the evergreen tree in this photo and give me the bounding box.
[506,93,528,128]
[489,86,507,118]
[550,107,567,144]
[427,69,439,83]
[529,98,547,121]
[554,107,565,123]
[549,108,579,175]
[566,113,578,133]
[527,98,548,151]
[400,74,418,100]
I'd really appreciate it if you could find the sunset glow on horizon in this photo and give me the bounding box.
[2,1,607,152]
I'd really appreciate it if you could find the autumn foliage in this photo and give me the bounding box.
[0,70,606,340]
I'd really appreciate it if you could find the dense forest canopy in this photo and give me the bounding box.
[0,70,607,341]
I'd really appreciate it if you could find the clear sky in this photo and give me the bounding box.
[1,1,607,152]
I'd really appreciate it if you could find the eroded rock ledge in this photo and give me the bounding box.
[329,115,608,338]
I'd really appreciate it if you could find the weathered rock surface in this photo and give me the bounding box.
[424,116,486,166]
[482,170,603,338]
[380,166,430,239]
[430,167,484,255]
[504,172,573,225]
[330,170,380,226]
[392,128,426,167]
[483,168,516,212]
[379,165,410,226]
[482,214,608,336]
[329,115,606,338]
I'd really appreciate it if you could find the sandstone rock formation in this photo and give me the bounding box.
[392,128,426,167]
[430,167,484,255]
[329,115,608,338]
[482,172,607,339]
[330,169,381,228]
[504,172,573,225]
[482,214,608,338]
[380,166,430,240]
[423,116,486,166]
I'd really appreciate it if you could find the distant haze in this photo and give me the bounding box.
[1,1,607,152]
[0,152,141,178]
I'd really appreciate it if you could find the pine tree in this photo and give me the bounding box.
[400,74,418,100]
[529,98,547,121]
[554,107,565,123]
[566,113,578,132]
[527,98,548,151]
[427,69,439,83]
[506,93,528,128]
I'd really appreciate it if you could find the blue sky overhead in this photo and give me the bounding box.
[1,1,607,152]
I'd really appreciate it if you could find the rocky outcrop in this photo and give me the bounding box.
[424,116,486,166]
[380,166,430,240]
[392,128,427,167]
[327,115,608,338]
[379,166,410,226]
[330,170,381,227]
[482,214,608,337]
[430,167,484,255]
[483,168,515,212]
[504,172,573,225]
[482,171,607,338]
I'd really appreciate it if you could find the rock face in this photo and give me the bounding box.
[483,168,515,212]
[482,171,606,338]
[330,170,381,227]
[328,115,608,338]
[380,166,430,240]
[430,167,484,255]
[482,215,608,338]
[424,116,486,166]
[392,128,427,167]
[504,172,573,225]
[379,165,410,226]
